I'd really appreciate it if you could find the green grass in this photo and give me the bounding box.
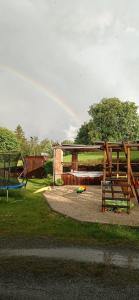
[0,179,139,247]
[63,152,103,162]
[63,151,139,163]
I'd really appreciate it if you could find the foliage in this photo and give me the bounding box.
[88,98,139,142]
[45,174,53,186]
[44,160,53,176]
[75,98,139,143]
[28,136,41,156]
[15,124,29,155]
[61,139,74,145]
[14,125,54,157]
[75,122,90,144]
[55,178,64,186]
[40,139,53,158]
[0,127,20,152]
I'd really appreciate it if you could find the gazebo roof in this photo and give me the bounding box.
[53,142,139,152]
[53,143,104,152]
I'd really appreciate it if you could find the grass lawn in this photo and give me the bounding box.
[0,179,139,247]
[63,151,139,163]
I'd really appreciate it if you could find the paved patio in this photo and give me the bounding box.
[44,185,139,226]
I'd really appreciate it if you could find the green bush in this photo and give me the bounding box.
[45,174,53,186]
[44,160,53,176]
[55,178,64,186]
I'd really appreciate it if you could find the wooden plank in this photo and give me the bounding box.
[103,190,129,195]
[102,197,129,201]
[102,204,129,209]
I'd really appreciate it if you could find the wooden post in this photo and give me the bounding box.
[72,151,78,171]
[117,151,119,177]
[109,147,112,177]
[127,146,130,213]
[102,149,106,212]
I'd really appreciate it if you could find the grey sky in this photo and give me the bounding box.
[0,0,139,141]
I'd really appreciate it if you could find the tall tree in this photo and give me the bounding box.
[75,122,90,144]
[40,139,53,158]
[75,98,139,143]
[15,125,26,140]
[29,136,41,156]
[15,125,29,155]
[88,98,139,142]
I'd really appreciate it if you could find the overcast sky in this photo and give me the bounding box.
[0,0,139,141]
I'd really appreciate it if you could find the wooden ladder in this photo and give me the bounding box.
[102,143,131,213]
[123,143,139,203]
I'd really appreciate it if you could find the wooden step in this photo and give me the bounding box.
[102,204,129,209]
[102,197,129,201]
[102,190,129,195]
[105,177,128,182]
[102,182,130,187]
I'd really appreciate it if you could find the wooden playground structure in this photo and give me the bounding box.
[102,142,139,213]
[53,143,139,213]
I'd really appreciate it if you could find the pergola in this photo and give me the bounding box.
[53,143,104,181]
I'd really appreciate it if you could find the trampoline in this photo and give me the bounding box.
[0,152,27,200]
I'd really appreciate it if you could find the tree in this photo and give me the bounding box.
[88,98,139,142]
[15,124,26,141]
[61,140,74,145]
[40,139,53,158]
[75,122,90,144]
[15,124,29,155]
[0,127,19,151]
[29,136,41,156]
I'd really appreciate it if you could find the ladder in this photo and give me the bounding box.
[102,143,131,213]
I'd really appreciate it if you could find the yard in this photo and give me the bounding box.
[0,179,139,247]
[63,150,139,163]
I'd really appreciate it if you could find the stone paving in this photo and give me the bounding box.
[44,185,139,226]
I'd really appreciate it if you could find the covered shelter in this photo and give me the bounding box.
[53,144,104,185]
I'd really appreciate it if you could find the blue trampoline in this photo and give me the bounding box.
[0,152,27,200]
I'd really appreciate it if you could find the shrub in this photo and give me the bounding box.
[45,174,53,186]
[44,160,53,176]
[55,178,64,186]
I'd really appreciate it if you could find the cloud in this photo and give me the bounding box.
[0,0,139,141]
[64,125,78,141]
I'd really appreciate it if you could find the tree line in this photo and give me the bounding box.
[0,125,50,156]
[0,125,73,156]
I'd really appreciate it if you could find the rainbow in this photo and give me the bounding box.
[0,64,79,123]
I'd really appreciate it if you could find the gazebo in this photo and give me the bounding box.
[53,143,104,185]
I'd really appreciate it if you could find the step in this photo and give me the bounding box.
[102,190,129,195]
[102,204,129,209]
[102,183,131,187]
[102,197,129,201]
[105,177,128,182]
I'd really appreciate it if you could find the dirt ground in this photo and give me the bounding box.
[44,185,139,226]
